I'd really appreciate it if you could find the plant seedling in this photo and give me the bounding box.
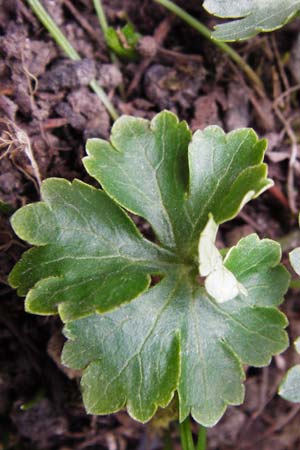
[105,23,141,60]
[9,111,290,433]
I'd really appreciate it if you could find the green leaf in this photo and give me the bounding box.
[289,215,300,276]
[9,111,289,426]
[63,234,288,426]
[9,178,175,321]
[203,0,300,41]
[105,23,140,60]
[279,338,300,403]
[84,112,271,256]
[290,248,300,276]
[279,216,300,404]
[198,215,248,303]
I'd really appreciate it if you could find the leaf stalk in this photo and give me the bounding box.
[179,417,195,450]
[92,0,125,98]
[93,0,109,33]
[290,279,300,289]
[92,0,118,64]
[196,424,207,450]
[163,428,174,450]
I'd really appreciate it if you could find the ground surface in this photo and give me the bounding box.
[1,1,300,449]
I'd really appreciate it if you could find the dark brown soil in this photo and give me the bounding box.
[1,1,300,449]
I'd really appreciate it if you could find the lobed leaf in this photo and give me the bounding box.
[203,0,300,41]
[10,111,290,426]
[85,112,271,256]
[9,178,175,321]
[63,234,289,426]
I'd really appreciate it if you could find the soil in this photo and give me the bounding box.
[1,1,300,449]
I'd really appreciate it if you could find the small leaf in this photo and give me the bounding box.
[279,218,300,404]
[203,0,300,41]
[279,365,300,403]
[198,215,222,276]
[204,267,245,304]
[199,216,247,303]
[279,337,300,403]
[9,111,289,426]
[105,23,140,60]
[290,248,300,276]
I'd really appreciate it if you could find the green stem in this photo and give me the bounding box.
[196,425,207,450]
[93,0,109,33]
[26,0,119,121]
[92,0,125,99]
[154,0,264,96]
[89,80,119,120]
[93,0,117,63]
[290,279,300,289]
[179,417,195,450]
